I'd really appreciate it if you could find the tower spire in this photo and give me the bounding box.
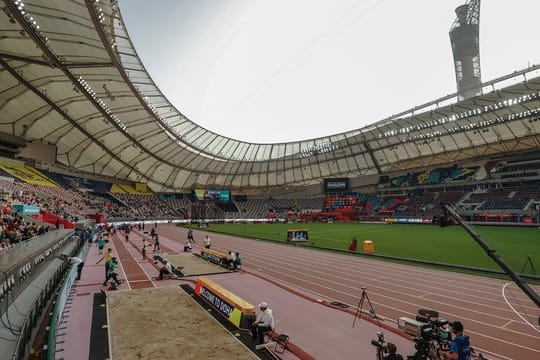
[449,0,482,101]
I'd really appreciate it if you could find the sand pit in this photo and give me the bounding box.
[165,253,232,276]
[107,287,257,360]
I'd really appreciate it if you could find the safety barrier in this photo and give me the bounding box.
[46,238,88,360]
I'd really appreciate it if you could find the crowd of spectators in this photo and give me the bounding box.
[113,193,177,220]
[0,208,52,251]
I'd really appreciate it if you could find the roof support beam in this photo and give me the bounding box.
[0,52,50,66]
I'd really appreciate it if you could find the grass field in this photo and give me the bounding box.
[186,223,540,276]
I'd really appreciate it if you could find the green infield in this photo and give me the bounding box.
[183,223,540,276]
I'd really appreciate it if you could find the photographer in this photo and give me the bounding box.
[376,342,403,360]
[439,321,471,360]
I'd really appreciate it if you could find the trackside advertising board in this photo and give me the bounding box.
[195,277,255,330]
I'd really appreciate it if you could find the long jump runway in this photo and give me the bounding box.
[158,225,540,360]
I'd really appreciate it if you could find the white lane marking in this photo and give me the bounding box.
[502,282,540,335]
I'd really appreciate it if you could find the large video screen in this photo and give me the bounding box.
[193,189,231,202]
[324,178,350,192]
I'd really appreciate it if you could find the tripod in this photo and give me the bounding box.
[352,287,379,327]
[520,256,536,276]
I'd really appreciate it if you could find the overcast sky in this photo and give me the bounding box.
[119,0,540,143]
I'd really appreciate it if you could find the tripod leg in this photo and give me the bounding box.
[363,292,380,327]
[528,257,537,275]
[352,291,366,327]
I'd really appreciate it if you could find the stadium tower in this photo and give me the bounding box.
[449,0,482,101]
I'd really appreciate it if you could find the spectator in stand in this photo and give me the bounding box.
[204,235,211,249]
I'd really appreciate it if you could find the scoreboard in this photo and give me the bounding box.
[324,178,350,192]
[193,189,231,202]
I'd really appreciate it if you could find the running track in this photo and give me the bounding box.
[156,225,540,360]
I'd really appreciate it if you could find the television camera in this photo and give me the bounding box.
[398,309,451,360]
[371,331,387,360]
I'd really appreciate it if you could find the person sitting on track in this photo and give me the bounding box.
[158,258,172,280]
[251,302,275,345]
[234,252,242,270]
[224,251,236,269]
[184,239,192,252]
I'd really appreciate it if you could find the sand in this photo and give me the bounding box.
[107,286,257,360]
[165,253,231,276]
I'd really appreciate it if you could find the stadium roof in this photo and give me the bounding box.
[1,0,540,192]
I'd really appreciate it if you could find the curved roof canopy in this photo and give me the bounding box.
[1,0,540,191]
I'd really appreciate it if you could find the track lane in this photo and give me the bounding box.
[158,225,540,360]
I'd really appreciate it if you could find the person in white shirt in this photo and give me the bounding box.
[158,259,172,280]
[68,256,84,280]
[204,235,211,249]
[251,302,275,344]
[225,251,236,269]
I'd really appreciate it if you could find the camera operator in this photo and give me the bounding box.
[376,342,403,360]
[439,321,471,360]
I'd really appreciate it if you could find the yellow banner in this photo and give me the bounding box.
[0,162,57,187]
[110,184,126,193]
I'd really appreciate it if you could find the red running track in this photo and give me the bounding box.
[110,234,155,289]
[157,225,540,360]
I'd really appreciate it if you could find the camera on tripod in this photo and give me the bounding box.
[371,331,386,359]
[400,309,452,360]
[371,331,385,349]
